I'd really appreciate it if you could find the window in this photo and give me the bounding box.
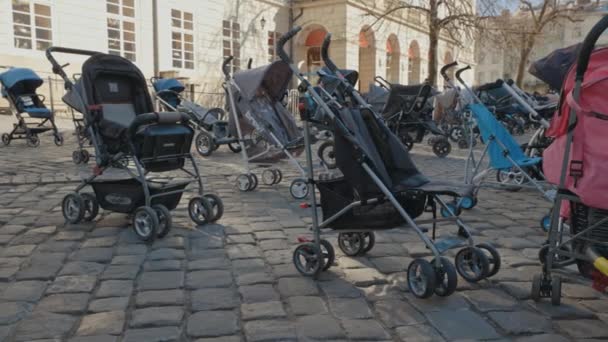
[268,31,281,62]
[12,0,52,51]
[107,0,136,61]
[171,9,194,69]
[223,20,241,72]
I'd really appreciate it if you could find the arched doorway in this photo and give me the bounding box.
[295,25,328,75]
[358,26,376,92]
[443,50,454,86]
[386,34,400,84]
[408,40,421,85]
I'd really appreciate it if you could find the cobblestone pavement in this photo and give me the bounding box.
[0,129,606,342]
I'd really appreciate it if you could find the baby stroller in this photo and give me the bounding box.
[533,17,608,305]
[151,77,241,156]
[0,66,63,147]
[46,47,223,242]
[223,56,313,199]
[280,28,501,299]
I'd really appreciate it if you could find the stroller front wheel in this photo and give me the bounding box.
[1,133,10,146]
[27,134,40,147]
[337,233,365,256]
[289,178,309,199]
[188,196,213,225]
[195,131,216,157]
[203,193,224,222]
[54,134,64,146]
[81,193,99,222]
[432,139,451,158]
[454,247,490,283]
[62,193,85,224]
[236,174,252,192]
[132,206,159,242]
[431,257,458,297]
[228,141,242,153]
[293,243,323,277]
[318,140,337,169]
[153,204,172,238]
[407,259,437,299]
[72,150,83,165]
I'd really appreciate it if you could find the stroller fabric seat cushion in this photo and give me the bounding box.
[22,107,52,118]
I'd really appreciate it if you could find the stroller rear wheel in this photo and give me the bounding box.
[81,150,90,164]
[337,233,365,256]
[54,134,64,146]
[476,243,501,278]
[320,239,335,271]
[228,140,242,153]
[132,206,159,242]
[1,133,10,146]
[27,134,40,147]
[454,247,490,283]
[407,259,437,299]
[432,257,458,297]
[290,178,309,199]
[262,169,278,185]
[72,150,82,164]
[496,168,525,191]
[272,169,282,184]
[293,243,323,277]
[203,194,224,222]
[188,196,213,225]
[318,140,337,169]
[81,193,99,222]
[236,174,252,191]
[248,174,259,191]
[449,127,464,143]
[432,139,451,158]
[360,232,376,255]
[153,204,172,238]
[195,131,216,157]
[62,193,85,224]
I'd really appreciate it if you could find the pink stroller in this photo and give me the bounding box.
[533,16,608,305]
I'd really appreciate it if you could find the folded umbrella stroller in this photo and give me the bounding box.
[279,28,501,299]
[46,47,223,242]
[533,17,608,305]
[223,57,316,199]
[0,66,63,147]
[151,77,241,156]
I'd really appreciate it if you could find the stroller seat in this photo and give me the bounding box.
[16,95,52,118]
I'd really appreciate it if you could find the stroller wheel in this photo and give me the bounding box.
[337,233,365,256]
[153,204,172,238]
[27,135,40,147]
[236,174,252,192]
[457,139,469,149]
[228,141,242,153]
[476,243,501,278]
[262,169,278,186]
[195,131,216,157]
[248,173,259,191]
[54,134,64,146]
[289,178,309,199]
[531,274,543,302]
[132,206,159,242]
[432,139,451,158]
[293,243,323,277]
[407,259,437,299]
[72,150,82,165]
[81,193,99,222]
[203,194,224,222]
[496,169,524,191]
[320,239,335,271]
[449,127,464,143]
[81,150,90,164]
[458,196,477,210]
[427,137,436,146]
[455,247,490,283]
[1,133,10,146]
[62,193,85,224]
[272,169,283,184]
[440,202,461,218]
[188,196,213,225]
[360,232,376,255]
[551,276,562,305]
[540,214,551,232]
[431,257,458,297]
[318,140,337,169]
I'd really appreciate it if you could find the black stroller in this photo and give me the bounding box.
[280,29,501,299]
[151,77,241,156]
[0,66,63,147]
[46,47,223,242]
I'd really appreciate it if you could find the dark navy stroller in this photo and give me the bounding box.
[0,66,63,147]
[151,77,240,156]
[279,28,501,299]
[46,47,223,242]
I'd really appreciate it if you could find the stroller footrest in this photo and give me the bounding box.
[433,237,467,254]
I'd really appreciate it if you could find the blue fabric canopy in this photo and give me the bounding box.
[0,68,43,92]
[152,78,185,93]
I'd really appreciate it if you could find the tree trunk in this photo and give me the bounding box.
[428,28,439,87]
[515,37,534,87]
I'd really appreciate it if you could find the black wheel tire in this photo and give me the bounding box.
[81,150,90,164]
[81,193,99,222]
[457,139,469,149]
[248,173,259,191]
[407,259,437,299]
[27,135,40,147]
[188,196,213,225]
[337,233,365,256]
[236,174,252,192]
[272,169,283,185]
[132,206,159,242]
[62,193,85,224]
[531,274,542,302]
[318,140,337,169]
[153,204,172,238]
[455,247,490,283]
[432,140,451,158]
[228,141,242,153]
[320,239,336,271]
[289,178,309,199]
[195,131,216,157]
[449,126,464,142]
[72,150,82,165]
[203,193,224,222]
[476,243,501,278]
[551,276,562,306]
[54,134,64,146]
[360,232,376,255]
[496,169,523,192]
[576,260,594,279]
[432,257,458,297]
[293,243,323,277]
[1,133,10,146]
[262,169,277,186]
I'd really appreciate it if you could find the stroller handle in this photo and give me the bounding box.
[577,15,608,81]
[277,26,302,64]
[321,33,339,73]
[222,56,234,78]
[46,47,101,88]
[440,61,459,80]
[455,65,472,85]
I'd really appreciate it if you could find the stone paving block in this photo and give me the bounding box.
[142,259,181,271]
[186,270,233,289]
[232,258,266,274]
[70,248,114,263]
[426,309,501,340]
[405,292,469,313]
[188,257,230,270]
[2,280,47,302]
[226,244,262,259]
[0,267,18,281]
[554,319,608,339]
[189,235,224,250]
[0,301,33,325]
[259,239,289,251]
[488,310,551,334]
[59,262,105,276]
[15,263,62,280]
[47,275,97,294]
[14,311,78,341]
[341,319,392,340]
[115,245,148,255]
[243,319,296,341]
[136,289,185,307]
[514,334,570,342]
[100,265,140,280]
[122,327,181,342]
[463,288,521,312]
[191,288,238,311]
[562,283,601,299]
[137,271,184,290]
[241,301,287,321]
[328,297,373,319]
[37,293,89,314]
[581,299,608,313]
[111,255,145,265]
[54,231,86,241]
[343,268,388,286]
[295,314,346,340]
[527,299,596,319]
[239,284,280,303]
[68,335,119,342]
[81,237,118,249]
[95,280,133,298]
[236,272,274,286]
[76,311,125,336]
[2,244,36,257]
[370,256,411,274]
[147,248,185,260]
[277,277,318,297]
[288,296,327,316]
[499,281,532,300]
[394,324,446,342]
[187,310,239,337]
[374,299,425,328]
[360,284,404,302]
[130,306,184,327]
[319,278,364,298]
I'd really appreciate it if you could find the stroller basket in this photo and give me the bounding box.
[572,203,608,249]
[317,177,426,230]
[92,178,187,213]
[135,124,193,172]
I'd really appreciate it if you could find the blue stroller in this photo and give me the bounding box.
[46,47,223,242]
[0,66,63,147]
[151,77,241,156]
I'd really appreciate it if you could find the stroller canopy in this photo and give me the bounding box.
[0,68,44,96]
[529,44,581,91]
[152,78,185,93]
[233,61,293,101]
